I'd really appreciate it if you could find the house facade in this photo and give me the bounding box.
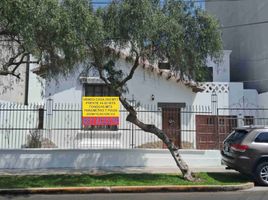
[1,48,266,150]
[34,50,261,150]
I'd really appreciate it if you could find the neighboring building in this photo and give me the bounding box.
[206,0,268,93]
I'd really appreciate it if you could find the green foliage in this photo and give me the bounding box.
[0,0,222,82]
[0,0,94,76]
[98,0,223,81]
[0,173,250,188]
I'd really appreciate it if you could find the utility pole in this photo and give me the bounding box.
[24,54,30,105]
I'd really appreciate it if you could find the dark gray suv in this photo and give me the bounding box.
[221,126,268,186]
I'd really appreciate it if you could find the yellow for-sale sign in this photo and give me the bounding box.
[82,96,119,126]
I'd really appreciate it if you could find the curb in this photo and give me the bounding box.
[0,183,254,194]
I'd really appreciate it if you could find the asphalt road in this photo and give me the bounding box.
[1,189,268,200]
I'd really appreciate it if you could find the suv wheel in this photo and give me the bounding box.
[255,162,268,186]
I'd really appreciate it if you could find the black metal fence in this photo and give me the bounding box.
[0,101,211,149]
[2,101,268,150]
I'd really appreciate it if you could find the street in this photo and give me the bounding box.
[1,189,268,200]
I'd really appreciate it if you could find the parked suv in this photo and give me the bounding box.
[221,126,268,186]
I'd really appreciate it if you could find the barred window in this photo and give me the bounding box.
[244,116,254,126]
[84,84,118,131]
[85,84,116,96]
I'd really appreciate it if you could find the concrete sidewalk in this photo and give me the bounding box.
[0,165,236,176]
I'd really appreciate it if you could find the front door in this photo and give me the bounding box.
[162,107,181,148]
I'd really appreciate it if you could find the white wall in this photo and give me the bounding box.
[259,92,268,108]
[0,65,26,103]
[243,89,259,108]
[0,42,26,103]
[194,83,229,108]
[206,50,232,82]
[121,61,196,106]
[195,82,259,109]
[0,149,221,169]
[45,68,83,103]
[28,61,45,103]
[229,82,246,108]
[258,92,268,118]
[229,84,259,119]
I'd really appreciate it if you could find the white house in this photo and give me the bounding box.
[25,50,260,150]
[1,48,266,150]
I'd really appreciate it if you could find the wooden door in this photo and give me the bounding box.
[162,107,181,148]
[196,115,217,149]
[196,115,238,149]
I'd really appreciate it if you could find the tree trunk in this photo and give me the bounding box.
[119,96,195,181]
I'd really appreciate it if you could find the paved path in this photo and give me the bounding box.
[0,166,234,175]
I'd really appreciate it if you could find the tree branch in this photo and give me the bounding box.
[0,69,20,79]
[2,46,26,67]
[0,30,14,36]
[11,53,28,74]
[0,50,29,79]
[97,66,110,86]
[119,95,137,117]
[117,52,140,88]
[91,46,116,89]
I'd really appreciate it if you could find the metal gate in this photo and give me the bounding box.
[196,108,268,150]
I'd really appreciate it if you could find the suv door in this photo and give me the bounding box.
[251,131,268,186]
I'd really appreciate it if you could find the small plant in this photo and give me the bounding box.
[26,129,42,148]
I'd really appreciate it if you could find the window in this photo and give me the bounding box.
[255,132,268,143]
[84,84,118,131]
[228,117,237,128]
[225,130,248,144]
[219,118,225,125]
[85,84,116,96]
[244,116,254,126]
[207,117,215,125]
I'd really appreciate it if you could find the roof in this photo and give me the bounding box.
[117,51,204,93]
[32,51,204,93]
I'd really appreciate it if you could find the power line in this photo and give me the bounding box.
[221,20,268,29]
[237,78,268,83]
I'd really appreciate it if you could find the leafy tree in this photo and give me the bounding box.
[0,0,222,181]
[0,0,91,77]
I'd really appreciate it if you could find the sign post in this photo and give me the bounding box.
[82,96,119,126]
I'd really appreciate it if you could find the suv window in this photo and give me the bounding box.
[225,130,249,144]
[255,132,268,143]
